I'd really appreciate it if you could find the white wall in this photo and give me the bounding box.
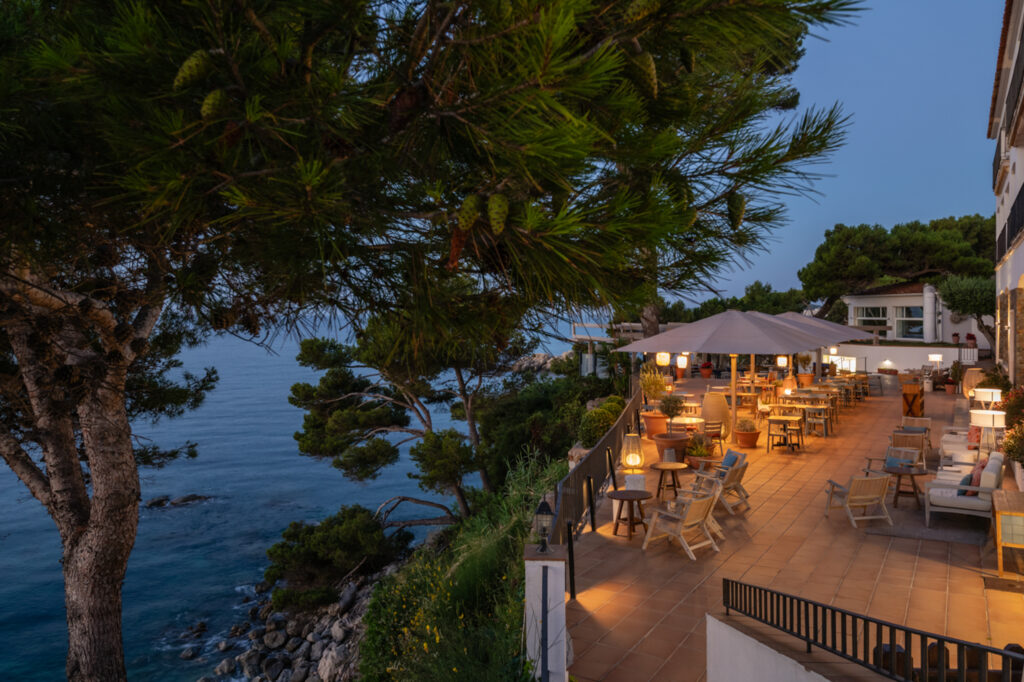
[843,292,991,349]
[706,615,830,682]
[829,343,977,373]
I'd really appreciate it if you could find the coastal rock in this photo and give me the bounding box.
[169,494,212,507]
[317,644,342,682]
[277,670,293,682]
[248,626,267,641]
[301,621,315,639]
[265,614,285,631]
[291,661,310,682]
[294,640,311,661]
[145,495,170,508]
[180,645,199,660]
[305,631,321,644]
[329,621,347,643]
[336,583,358,617]
[237,649,262,678]
[310,639,326,661]
[255,579,272,594]
[264,629,287,649]
[184,621,207,639]
[286,616,306,637]
[261,653,286,679]
[285,636,303,653]
[216,639,232,652]
[259,604,275,620]
[307,674,322,682]
[214,657,235,676]
[249,605,262,620]
[229,622,251,637]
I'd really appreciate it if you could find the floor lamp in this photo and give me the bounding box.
[970,409,1006,458]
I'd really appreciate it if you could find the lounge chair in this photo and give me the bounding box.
[695,461,750,515]
[642,482,722,559]
[825,474,893,528]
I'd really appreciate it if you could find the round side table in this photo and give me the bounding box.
[607,489,653,540]
[649,461,688,500]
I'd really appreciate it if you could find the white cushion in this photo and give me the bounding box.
[928,487,992,511]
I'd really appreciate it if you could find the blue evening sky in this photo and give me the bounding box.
[708,1,1003,299]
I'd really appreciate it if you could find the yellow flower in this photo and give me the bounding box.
[423,642,429,653]
[452,667,458,673]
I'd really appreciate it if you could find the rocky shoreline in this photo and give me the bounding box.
[196,564,399,682]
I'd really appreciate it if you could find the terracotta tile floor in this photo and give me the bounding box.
[567,381,1024,681]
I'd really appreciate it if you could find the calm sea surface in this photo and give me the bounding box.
[0,334,448,681]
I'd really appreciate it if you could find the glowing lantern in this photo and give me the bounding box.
[676,354,689,369]
[655,352,670,367]
[621,433,644,472]
[776,355,789,368]
[828,346,838,356]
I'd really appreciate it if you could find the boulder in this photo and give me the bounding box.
[305,632,321,644]
[286,617,306,638]
[248,627,267,641]
[248,605,262,620]
[310,639,326,661]
[336,583,358,617]
[294,641,311,661]
[277,670,293,682]
[329,621,348,643]
[169,494,212,506]
[264,629,287,649]
[254,579,272,594]
[237,648,262,678]
[180,646,199,660]
[214,657,235,676]
[285,636,303,653]
[259,604,275,620]
[261,654,286,680]
[145,495,170,508]
[229,622,251,637]
[317,644,342,682]
[291,661,310,682]
[216,639,232,652]
[307,674,322,682]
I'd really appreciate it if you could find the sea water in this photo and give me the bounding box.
[0,334,446,681]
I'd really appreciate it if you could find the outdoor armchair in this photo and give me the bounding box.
[824,474,893,528]
[695,461,750,515]
[642,482,722,560]
[864,446,924,474]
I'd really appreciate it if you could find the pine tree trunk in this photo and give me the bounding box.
[641,303,660,338]
[452,485,471,517]
[61,374,139,682]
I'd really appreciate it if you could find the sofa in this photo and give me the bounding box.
[924,452,1004,527]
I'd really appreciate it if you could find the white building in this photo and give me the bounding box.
[842,282,991,348]
[989,0,1024,382]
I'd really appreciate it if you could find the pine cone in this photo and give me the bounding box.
[173,50,211,90]
[487,194,509,234]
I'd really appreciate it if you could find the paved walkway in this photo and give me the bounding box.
[567,381,1024,681]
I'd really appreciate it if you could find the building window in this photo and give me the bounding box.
[854,306,887,338]
[895,305,924,340]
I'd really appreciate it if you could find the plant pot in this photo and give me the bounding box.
[653,432,690,461]
[967,339,977,348]
[796,373,814,387]
[952,334,960,345]
[1013,460,1024,492]
[699,368,713,379]
[675,367,685,380]
[735,429,761,448]
[641,411,668,438]
[944,383,956,395]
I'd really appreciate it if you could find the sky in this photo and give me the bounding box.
[706,0,1004,299]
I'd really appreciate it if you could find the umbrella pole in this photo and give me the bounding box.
[730,354,738,444]
[749,353,755,381]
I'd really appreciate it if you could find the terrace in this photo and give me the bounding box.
[566,381,1024,681]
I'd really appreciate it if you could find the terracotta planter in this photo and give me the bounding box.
[966,339,977,348]
[653,432,689,461]
[675,367,685,380]
[735,429,761,448]
[699,368,713,379]
[796,373,814,387]
[952,334,960,345]
[944,383,956,395]
[641,411,668,438]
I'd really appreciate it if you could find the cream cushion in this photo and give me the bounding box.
[927,487,991,511]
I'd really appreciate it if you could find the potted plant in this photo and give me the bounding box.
[965,333,977,349]
[948,360,965,395]
[951,332,960,345]
[639,362,669,437]
[943,376,956,395]
[795,352,814,387]
[734,417,760,448]
[1001,421,1024,491]
[699,360,714,379]
[652,396,689,460]
[685,433,718,469]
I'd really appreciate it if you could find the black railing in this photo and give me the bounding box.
[1005,20,1024,137]
[994,137,1004,190]
[998,226,1008,262]
[723,579,1024,681]
[550,388,642,547]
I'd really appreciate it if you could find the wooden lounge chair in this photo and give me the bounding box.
[643,483,722,559]
[824,474,893,528]
[694,461,750,515]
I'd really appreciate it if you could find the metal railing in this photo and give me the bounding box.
[550,388,642,548]
[995,135,1004,190]
[723,579,1024,681]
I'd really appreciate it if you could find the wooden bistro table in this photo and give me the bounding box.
[649,461,688,500]
[671,415,705,432]
[766,414,802,452]
[994,490,1024,576]
[883,465,927,508]
[607,489,653,540]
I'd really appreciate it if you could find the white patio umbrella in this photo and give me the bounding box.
[618,310,829,441]
[771,311,875,377]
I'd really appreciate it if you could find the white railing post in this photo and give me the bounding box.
[524,544,569,681]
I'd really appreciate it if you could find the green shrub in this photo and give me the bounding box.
[1002,422,1024,463]
[736,418,757,432]
[601,395,626,413]
[996,387,1024,430]
[977,366,1013,393]
[265,505,412,611]
[360,455,566,681]
[578,407,616,448]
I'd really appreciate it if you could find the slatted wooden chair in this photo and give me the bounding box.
[824,474,893,528]
[643,482,722,560]
[694,461,750,515]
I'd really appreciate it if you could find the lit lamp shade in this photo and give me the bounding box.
[927,354,943,363]
[974,388,1002,404]
[783,388,792,396]
[776,355,788,367]
[828,346,838,356]
[969,409,1006,429]
[621,433,644,472]
[655,352,670,367]
[676,354,689,369]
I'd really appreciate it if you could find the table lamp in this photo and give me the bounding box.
[974,388,1002,410]
[970,409,1006,456]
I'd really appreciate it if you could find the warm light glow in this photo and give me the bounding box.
[776,355,789,367]
[783,388,792,396]
[881,359,893,366]
[655,352,670,367]
[828,346,838,355]
[621,433,644,472]
[927,354,943,363]
[970,410,1006,429]
[676,354,689,369]
[974,388,1002,404]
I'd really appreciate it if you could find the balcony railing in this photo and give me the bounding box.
[1000,180,1024,263]
[723,578,1024,681]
